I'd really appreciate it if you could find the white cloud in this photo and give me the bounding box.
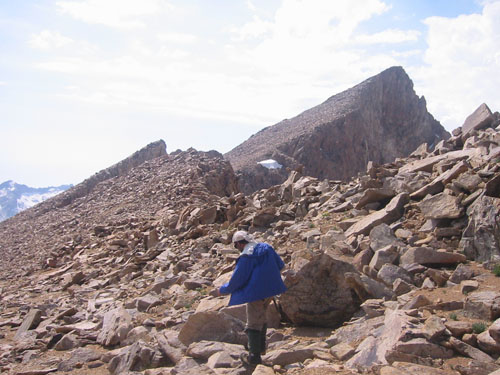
[33,0,401,131]
[246,0,257,12]
[226,0,396,102]
[157,32,198,44]
[29,30,73,50]
[355,29,421,44]
[56,0,173,29]
[414,1,500,130]
[229,15,274,40]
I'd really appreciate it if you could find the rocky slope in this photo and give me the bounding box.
[1,104,500,375]
[0,142,238,281]
[0,181,71,222]
[225,66,450,194]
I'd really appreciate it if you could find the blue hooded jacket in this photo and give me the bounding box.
[219,242,287,306]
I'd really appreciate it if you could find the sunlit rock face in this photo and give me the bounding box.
[225,66,449,194]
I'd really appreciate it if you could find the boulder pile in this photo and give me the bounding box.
[1,103,500,375]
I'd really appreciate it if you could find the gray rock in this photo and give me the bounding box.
[488,317,500,343]
[345,272,395,301]
[345,193,409,237]
[392,278,414,296]
[369,245,399,271]
[446,336,494,362]
[449,264,476,284]
[460,195,500,262]
[154,331,185,365]
[54,333,79,351]
[178,311,246,346]
[462,103,495,137]
[369,223,403,251]
[330,342,355,360]
[386,337,453,362]
[400,247,466,266]
[418,192,464,219]
[464,291,500,320]
[444,320,472,338]
[15,309,42,340]
[379,361,458,374]
[186,340,244,360]
[355,188,396,210]
[461,280,479,294]
[97,308,133,347]
[477,330,500,355]
[263,347,314,366]
[57,347,102,372]
[108,341,164,375]
[135,294,162,312]
[377,264,413,287]
[206,351,239,369]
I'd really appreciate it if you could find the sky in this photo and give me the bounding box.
[1,0,500,187]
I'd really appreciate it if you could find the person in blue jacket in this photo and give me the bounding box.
[217,230,287,365]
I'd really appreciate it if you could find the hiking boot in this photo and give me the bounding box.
[240,352,262,365]
[241,328,262,366]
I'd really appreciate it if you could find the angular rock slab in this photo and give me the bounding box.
[400,247,465,266]
[345,193,409,237]
[380,361,460,375]
[346,309,438,369]
[464,291,500,320]
[279,253,361,327]
[418,192,464,219]
[97,308,133,347]
[460,195,500,262]
[178,311,246,346]
[462,103,494,137]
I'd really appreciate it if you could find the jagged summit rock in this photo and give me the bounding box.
[225,66,450,194]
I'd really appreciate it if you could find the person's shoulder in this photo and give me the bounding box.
[255,242,275,252]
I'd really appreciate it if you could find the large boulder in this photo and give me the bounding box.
[280,253,361,327]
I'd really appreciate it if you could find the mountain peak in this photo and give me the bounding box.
[225,66,449,194]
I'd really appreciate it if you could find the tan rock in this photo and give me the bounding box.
[263,347,314,366]
[97,308,133,347]
[178,311,245,346]
[418,192,464,219]
[345,193,409,237]
[400,247,466,266]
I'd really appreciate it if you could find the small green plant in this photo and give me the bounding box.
[449,312,458,321]
[322,212,330,218]
[472,322,487,334]
[309,223,315,228]
[493,264,500,277]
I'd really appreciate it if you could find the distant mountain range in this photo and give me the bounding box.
[0,180,72,221]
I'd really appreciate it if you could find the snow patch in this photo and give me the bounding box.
[16,190,63,211]
[257,159,282,169]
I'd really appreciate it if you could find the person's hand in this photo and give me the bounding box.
[209,288,221,297]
